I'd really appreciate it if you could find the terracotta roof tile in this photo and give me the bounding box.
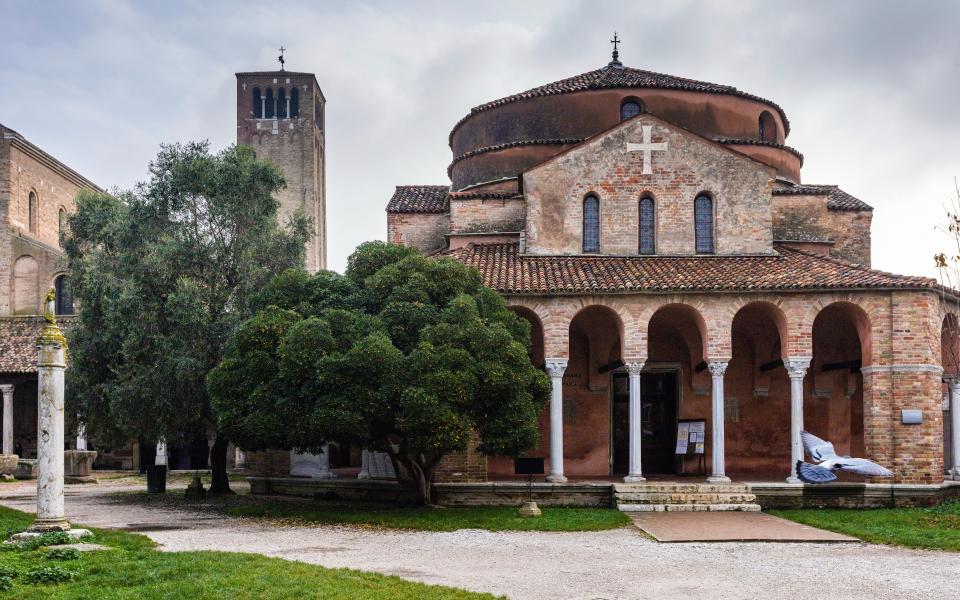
[446,243,934,295]
[451,64,790,142]
[773,184,872,212]
[386,185,450,214]
[0,317,76,374]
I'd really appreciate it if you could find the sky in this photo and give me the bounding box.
[4,0,959,276]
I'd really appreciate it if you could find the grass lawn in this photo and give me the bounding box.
[225,501,631,532]
[770,501,960,552]
[0,506,502,599]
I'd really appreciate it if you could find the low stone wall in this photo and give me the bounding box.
[750,481,960,509]
[247,477,416,504]
[433,482,614,507]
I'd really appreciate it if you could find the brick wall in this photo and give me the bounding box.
[387,212,449,254]
[434,435,487,482]
[772,193,872,266]
[523,114,776,256]
[449,197,524,234]
[245,449,291,477]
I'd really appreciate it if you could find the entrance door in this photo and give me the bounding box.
[611,371,678,475]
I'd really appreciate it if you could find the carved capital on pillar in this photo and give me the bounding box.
[0,384,13,398]
[783,357,811,380]
[544,358,568,378]
[624,361,645,376]
[707,361,728,377]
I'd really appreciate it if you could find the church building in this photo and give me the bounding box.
[386,46,960,488]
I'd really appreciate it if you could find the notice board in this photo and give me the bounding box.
[675,419,706,455]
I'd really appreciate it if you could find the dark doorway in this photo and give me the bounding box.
[612,371,678,475]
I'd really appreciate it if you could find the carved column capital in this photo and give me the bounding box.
[707,361,728,377]
[783,357,811,379]
[544,358,568,378]
[0,384,13,397]
[624,361,645,376]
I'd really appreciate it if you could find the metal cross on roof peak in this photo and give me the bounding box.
[278,46,286,71]
[609,32,623,68]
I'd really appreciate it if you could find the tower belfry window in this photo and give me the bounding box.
[265,88,275,118]
[278,88,288,118]
[290,87,300,117]
[252,88,263,118]
[583,195,600,253]
[28,191,38,234]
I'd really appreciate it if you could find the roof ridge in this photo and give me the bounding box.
[775,245,933,284]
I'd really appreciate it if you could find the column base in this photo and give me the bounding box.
[623,475,646,483]
[785,476,802,484]
[7,527,92,545]
[356,472,370,480]
[706,475,731,484]
[947,468,960,480]
[545,474,567,483]
[27,517,72,533]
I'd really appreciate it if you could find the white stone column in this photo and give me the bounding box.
[0,384,13,456]
[155,439,168,467]
[706,361,731,484]
[545,359,568,483]
[260,96,266,118]
[624,361,646,483]
[784,358,811,483]
[33,298,69,531]
[75,424,87,451]
[357,449,371,479]
[317,444,336,479]
[234,447,246,469]
[950,379,960,478]
[286,97,291,118]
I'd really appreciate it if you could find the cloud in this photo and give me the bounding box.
[3,0,957,276]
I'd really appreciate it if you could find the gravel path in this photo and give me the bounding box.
[1,481,957,600]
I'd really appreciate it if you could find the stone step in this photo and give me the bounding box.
[612,483,750,494]
[614,493,757,504]
[617,503,762,513]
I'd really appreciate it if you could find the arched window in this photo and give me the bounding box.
[759,111,777,142]
[620,99,643,121]
[58,208,66,244]
[28,191,38,234]
[290,87,300,118]
[583,195,600,253]
[639,196,655,254]
[265,88,275,119]
[694,194,714,254]
[277,88,288,118]
[252,88,263,118]
[54,274,74,315]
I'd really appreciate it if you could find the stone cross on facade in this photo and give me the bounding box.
[626,124,668,175]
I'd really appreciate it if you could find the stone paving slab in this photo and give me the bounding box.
[630,511,859,542]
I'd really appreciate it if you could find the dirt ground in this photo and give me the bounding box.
[1,476,957,600]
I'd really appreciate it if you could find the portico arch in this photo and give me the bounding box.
[809,302,869,460]
[941,313,960,477]
[508,305,545,368]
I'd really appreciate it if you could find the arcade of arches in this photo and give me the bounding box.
[486,291,958,485]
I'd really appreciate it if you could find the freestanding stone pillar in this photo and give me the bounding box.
[357,449,371,479]
[0,384,13,456]
[75,424,87,451]
[950,380,960,479]
[784,358,811,483]
[9,290,90,541]
[624,362,646,483]
[545,359,568,483]
[706,361,731,484]
[155,439,168,466]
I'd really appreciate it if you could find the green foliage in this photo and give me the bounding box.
[24,564,74,585]
[771,501,960,551]
[209,241,550,504]
[63,142,311,485]
[226,502,631,532]
[45,548,81,561]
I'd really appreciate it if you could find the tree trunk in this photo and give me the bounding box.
[209,432,233,495]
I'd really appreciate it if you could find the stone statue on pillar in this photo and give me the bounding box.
[8,289,91,542]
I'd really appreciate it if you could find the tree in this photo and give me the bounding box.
[208,241,551,505]
[64,141,310,493]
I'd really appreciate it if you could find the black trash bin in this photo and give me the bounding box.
[146,465,167,494]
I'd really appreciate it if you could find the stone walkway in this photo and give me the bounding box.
[1,480,958,600]
[630,511,858,542]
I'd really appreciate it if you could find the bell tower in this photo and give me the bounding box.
[235,66,326,272]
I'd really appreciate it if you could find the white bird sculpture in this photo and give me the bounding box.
[796,430,893,484]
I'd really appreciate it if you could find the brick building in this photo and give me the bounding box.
[386,52,960,487]
[0,124,96,462]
